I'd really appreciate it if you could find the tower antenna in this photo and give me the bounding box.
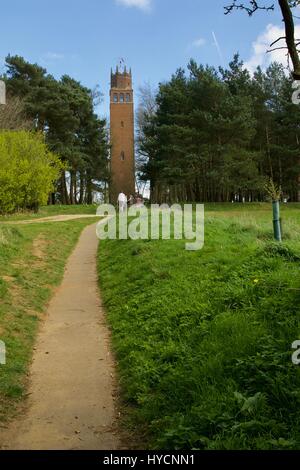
[118,57,126,72]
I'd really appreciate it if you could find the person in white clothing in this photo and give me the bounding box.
[118,192,127,212]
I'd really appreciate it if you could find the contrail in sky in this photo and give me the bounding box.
[212,31,225,66]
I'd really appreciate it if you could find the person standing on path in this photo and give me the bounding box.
[118,192,127,213]
[128,194,134,207]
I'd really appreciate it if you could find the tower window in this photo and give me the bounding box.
[126,93,131,102]
[121,121,124,127]
[120,151,125,161]
[113,93,118,103]
[120,93,124,103]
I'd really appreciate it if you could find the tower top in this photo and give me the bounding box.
[111,65,132,90]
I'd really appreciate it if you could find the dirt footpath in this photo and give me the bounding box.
[0,221,120,450]
[5,214,102,224]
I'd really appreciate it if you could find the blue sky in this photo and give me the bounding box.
[0,0,291,118]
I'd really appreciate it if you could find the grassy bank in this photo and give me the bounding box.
[0,218,97,423]
[98,203,300,449]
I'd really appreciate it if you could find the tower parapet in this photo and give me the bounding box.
[111,66,132,90]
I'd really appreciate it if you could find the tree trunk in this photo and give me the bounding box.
[86,172,93,204]
[278,0,300,80]
[60,171,70,205]
[79,172,85,204]
[266,125,274,179]
[70,171,75,205]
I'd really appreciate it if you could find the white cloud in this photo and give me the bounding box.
[191,38,206,48]
[245,23,300,73]
[116,0,151,11]
[43,52,64,61]
[186,37,206,53]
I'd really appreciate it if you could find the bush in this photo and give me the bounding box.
[0,131,62,213]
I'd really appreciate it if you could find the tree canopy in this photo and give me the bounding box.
[1,55,109,205]
[138,56,300,203]
[0,131,62,213]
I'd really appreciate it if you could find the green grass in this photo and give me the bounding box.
[0,204,99,222]
[0,218,98,422]
[97,203,300,450]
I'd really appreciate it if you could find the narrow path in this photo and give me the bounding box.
[3,214,102,225]
[0,221,120,450]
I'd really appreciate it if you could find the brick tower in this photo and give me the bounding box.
[110,66,135,204]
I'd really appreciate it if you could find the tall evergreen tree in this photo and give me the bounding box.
[3,55,109,204]
[139,56,300,203]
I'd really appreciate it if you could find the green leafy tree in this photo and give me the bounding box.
[0,131,62,213]
[3,55,109,205]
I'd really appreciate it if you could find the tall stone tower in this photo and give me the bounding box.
[110,66,135,204]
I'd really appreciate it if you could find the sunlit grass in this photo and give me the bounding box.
[98,203,300,449]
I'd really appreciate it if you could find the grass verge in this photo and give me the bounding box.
[97,203,300,450]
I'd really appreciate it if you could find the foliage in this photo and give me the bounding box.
[264,178,282,201]
[139,56,300,203]
[2,55,109,205]
[0,131,62,214]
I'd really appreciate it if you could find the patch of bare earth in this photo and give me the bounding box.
[32,236,49,263]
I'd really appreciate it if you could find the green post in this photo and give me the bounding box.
[272,200,282,242]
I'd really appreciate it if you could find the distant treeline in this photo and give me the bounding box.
[1,55,109,205]
[137,55,300,203]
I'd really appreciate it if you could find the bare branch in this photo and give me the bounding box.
[278,0,300,79]
[0,96,32,130]
[224,0,300,79]
[224,0,274,16]
[267,46,289,52]
[269,36,286,47]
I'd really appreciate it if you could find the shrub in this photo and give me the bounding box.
[0,131,62,213]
